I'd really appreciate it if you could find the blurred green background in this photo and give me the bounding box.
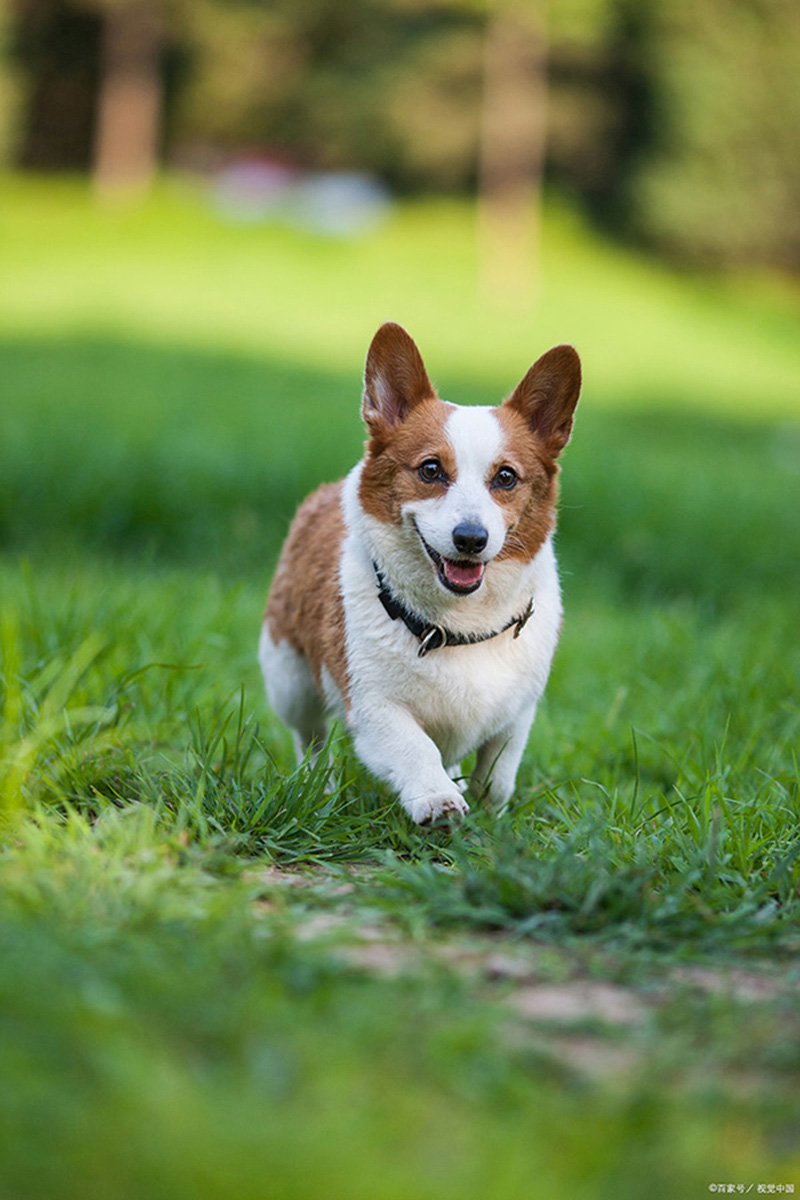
[0,0,798,580]
[1,0,799,562]
[3,0,800,267]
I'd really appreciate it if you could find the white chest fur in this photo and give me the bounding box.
[336,468,563,769]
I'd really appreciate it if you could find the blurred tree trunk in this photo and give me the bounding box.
[93,2,163,200]
[478,4,548,303]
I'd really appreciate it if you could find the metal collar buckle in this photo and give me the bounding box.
[513,597,534,638]
[418,624,447,657]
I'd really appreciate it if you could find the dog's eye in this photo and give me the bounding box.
[493,466,518,490]
[418,458,445,483]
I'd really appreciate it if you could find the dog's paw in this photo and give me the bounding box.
[406,791,470,826]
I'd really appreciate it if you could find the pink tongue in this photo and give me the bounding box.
[443,558,484,587]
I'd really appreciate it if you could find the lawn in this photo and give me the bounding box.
[1,176,799,1198]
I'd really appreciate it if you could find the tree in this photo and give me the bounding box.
[477,3,548,301]
[629,0,800,268]
[92,0,165,199]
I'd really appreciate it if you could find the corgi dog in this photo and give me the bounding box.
[259,322,581,824]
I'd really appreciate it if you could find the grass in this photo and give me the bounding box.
[6,807,797,1200]
[1,175,799,1196]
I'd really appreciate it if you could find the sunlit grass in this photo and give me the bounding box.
[4,806,797,1200]
[1,552,797,950]
[1,174,799,415]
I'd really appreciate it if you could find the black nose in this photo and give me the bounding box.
[452,522,488,555]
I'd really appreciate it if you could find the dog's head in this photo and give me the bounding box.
[358,322,581,599]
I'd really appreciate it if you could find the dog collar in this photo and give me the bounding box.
[373,563,534,658]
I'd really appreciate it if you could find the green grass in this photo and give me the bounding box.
[1,176,799,1197]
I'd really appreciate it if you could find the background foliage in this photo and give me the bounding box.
[3,0,800,267]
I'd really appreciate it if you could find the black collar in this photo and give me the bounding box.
[373,563,534,657]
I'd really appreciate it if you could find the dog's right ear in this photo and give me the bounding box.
[362,323,436,432]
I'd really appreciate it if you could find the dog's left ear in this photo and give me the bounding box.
[362,322,436,433]
[505,345,582,459]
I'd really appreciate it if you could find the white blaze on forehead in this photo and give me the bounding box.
[399,402,509,567]
[431,403,508,561]
[444,405,504,486]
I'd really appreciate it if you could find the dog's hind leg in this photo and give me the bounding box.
[259,624,328,766]
[469,703,537,812]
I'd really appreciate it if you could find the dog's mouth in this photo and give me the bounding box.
[414,524,486,595]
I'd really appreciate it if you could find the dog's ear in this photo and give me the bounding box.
[504,345,581,459]
[362,323,436,432]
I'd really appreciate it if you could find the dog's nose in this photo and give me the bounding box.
[452,522,488,556]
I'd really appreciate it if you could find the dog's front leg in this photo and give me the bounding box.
[470,703,537,812]
[351,703,469,825]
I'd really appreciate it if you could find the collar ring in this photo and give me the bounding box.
[418,624,447,657]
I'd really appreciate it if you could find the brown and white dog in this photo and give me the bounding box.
[260,322,581,824]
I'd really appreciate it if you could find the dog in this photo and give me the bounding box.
[259,322,581,824]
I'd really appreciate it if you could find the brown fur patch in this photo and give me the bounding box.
[265,481,350,709]
[493,405,560,563]
[506,344,581,459]
[492,343,581,563]
[362,322,436,432]
[358,397,455,525]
